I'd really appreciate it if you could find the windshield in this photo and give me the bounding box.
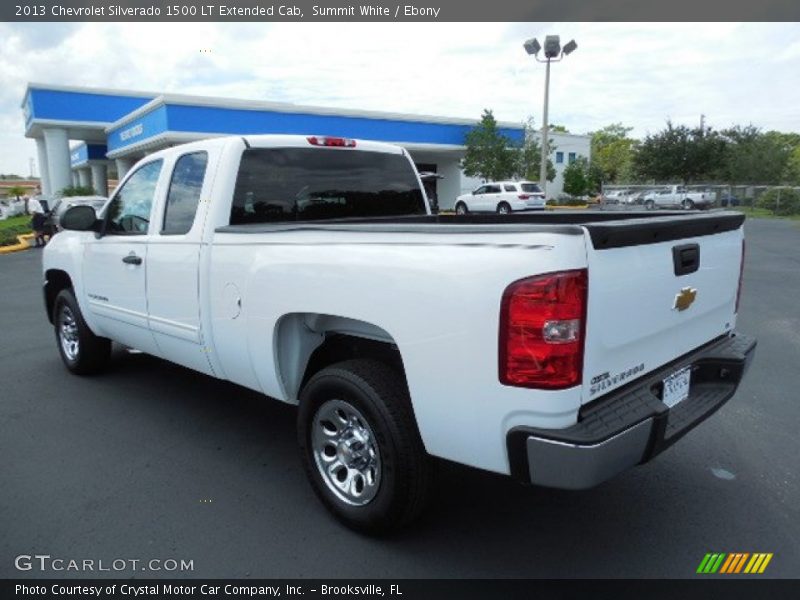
[230,147,426,224]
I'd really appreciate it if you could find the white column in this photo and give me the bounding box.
[43,128,71,196]
[90,163,108,196]
[77,167,91,188]
[115,157,136,180]
[35,137,51,196]
[72,171,79,186]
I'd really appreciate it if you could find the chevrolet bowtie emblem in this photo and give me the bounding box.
[673,287,698,311]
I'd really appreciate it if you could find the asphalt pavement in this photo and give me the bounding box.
[1,217,798,578]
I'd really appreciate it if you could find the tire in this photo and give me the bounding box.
[297,359,431,534]
[645,199,655,211]
[455,202,468,215]
[53,289,111,375]
[682,198,695,210]
[496,202,511,215]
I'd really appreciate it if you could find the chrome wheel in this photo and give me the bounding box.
[311,399,381,506]
[58,305,79,361]
[455,203,467,215]
[497,203,510,214]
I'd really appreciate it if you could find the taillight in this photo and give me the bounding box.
[735,239,745,313]
[499,269,587,389]
[307,136,356,148]
[518,194,530,200]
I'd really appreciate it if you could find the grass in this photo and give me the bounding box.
[733,206,800,221]
[0,214,32,246]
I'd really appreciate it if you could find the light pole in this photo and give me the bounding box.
[523,35,577,198]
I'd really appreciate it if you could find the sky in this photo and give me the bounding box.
[0,21,798,176]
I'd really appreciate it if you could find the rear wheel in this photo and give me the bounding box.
[297,359,430,534]
[54,289,111,375]
[497,202,511,215]
[455,202,468,215]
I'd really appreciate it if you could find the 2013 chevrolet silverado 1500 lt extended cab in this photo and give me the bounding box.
[43,134,756,532]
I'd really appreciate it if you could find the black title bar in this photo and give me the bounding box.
[3,0,800,22]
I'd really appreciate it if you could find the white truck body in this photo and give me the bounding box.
[644,185,715,209]
[42,135,755,529]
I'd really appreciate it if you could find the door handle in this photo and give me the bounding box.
[122,254,143,266]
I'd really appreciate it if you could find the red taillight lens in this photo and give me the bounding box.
[518,194,530,200]
[307,136,356,148]
[499,269,588,389]
[735,239,745,313]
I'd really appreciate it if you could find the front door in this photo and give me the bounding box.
[82,159,164,354]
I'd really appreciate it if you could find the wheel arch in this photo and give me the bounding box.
[273,313,407,404]
[44,269,73,324]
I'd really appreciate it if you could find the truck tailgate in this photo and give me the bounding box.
[581,212,745,404]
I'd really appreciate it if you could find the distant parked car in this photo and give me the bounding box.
[720,193,740,207]
[642,186,715,210]
[48,196,107,232]
[454,181,545,214]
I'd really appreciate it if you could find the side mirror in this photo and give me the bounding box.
[61,205,100,232]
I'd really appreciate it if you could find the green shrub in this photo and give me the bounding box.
[755,188,800,215]
[561,197,588,206]
[0,223,31,246]
[60,185,96,197]
[546,199,557,206]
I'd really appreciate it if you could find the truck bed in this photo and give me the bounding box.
[216,210,745,250]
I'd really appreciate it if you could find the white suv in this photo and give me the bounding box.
[454,181,545,214]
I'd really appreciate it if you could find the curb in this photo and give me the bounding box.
[545,204,590,210]
[0,233,34,255]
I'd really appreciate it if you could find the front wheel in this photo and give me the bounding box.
[53,289,111,375]
[682,198,695,210]
[496,202,511,215]
[645,199,655,210]
[297,359,431,534]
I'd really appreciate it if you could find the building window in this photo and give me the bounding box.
[555,152,564,164]
[568,152,577,164]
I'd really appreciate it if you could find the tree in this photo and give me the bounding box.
[562,156,592,197]
[719,126,792,185]
[514,117,555,182]
[785,146,800,185]
[633,121,726,184]
[590,123,638,184]
[461,109,518,182]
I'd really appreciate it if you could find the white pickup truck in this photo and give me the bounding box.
[643,185,716,210]
[43,134,755,533]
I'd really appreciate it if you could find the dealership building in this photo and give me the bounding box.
[22,83,590,208]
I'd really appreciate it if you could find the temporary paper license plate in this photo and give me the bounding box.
[662,366,691,408]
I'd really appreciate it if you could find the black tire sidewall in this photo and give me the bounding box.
[53,289,109,375]
[297,363,415,533]
[497,202,511,214]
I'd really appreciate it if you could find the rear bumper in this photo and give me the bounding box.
[507,332,756,489]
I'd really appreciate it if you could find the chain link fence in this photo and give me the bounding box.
[600,183,800,214]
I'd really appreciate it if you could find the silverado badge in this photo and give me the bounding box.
[673,287,698,311]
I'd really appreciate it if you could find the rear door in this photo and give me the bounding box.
[580,214,745,404]
[146,149,216,376]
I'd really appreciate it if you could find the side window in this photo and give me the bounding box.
[504,184,516,192]
[568,152,577,164]
[486,185,501,194]
[162,152,208,235]
[106,160,163,235]
[473,186,487,195]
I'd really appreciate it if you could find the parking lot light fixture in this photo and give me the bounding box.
[523,35,578,198]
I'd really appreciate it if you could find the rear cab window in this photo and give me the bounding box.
[230,147,426,224]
